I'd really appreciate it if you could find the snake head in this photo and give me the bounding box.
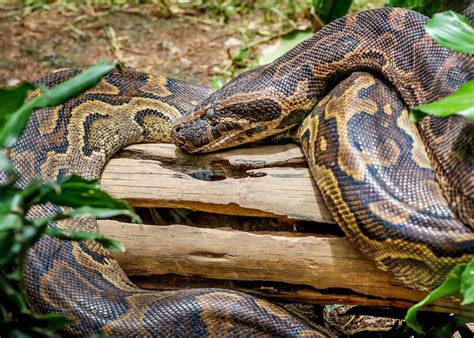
[171,67,307,153]
[171,92,286,153]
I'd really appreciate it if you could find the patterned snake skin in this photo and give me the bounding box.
[3,6,472,336]
[4,69,329,335]
[171,7,474,291]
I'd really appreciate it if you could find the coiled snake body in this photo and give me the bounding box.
[172,7,473,290]
[3,7,473,336]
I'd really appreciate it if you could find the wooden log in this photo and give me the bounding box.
[101,143,334,223]
[98,220,471,315]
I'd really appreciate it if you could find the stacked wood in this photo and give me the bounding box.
[99,143,471,316]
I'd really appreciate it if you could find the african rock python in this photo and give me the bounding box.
[171,7,473,292]
[3,7,473,336]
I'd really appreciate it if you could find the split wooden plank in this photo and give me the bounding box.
[98,220,471,315]
[101,143,334,223]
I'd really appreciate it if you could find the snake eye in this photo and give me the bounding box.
[206,108,214,119]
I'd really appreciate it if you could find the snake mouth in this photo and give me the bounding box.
[171,115,276,153]
[172,119,251,153]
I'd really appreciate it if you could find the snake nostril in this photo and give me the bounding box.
[173,124,181,133]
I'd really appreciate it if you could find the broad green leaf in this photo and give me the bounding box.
[312,0,352,24]
[34,60,115,107]
[410,80,474,122]
[32,206,140,228]
[46,228,125,252]
[0,82,35,125]
[426,11,474,54]
[405,264,466,334]
[260,29,313,65]
[0,277,29,311]
[30,312,73,330]
[72,206,139,222]
[0,151,15,176]
[0,231,18,266]
[388,0,442,17]
[0,213,22,231]
[0,82,35,149]
[461,259,474,305]
[34,175,141,223]
[0,60,115,148]
[211,76,223,90]
[1,193,23,215]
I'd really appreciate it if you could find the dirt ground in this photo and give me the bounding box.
[0,4,257,87]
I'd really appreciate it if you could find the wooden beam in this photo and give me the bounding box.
[98,220,471,315]
[101,143,334,223]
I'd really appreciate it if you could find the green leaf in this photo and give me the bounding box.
[0,60,115,149]
[0,82,35,149]
[260,29,313,65]
[0,231,18,266]
[410,80,474,122]
[312,0,353,24]
[33,175,141,223]
[211,76,223,90]
[31,312,74,330]
[5,268,23,282]
[425,315,472,338]
[34,60,115,107]
[1,277,29,311]
[0,151,15,176]
[72,206,139,221]
[46,228,125,252]
[426,11,474,54]
[32,206,140,227]
[0,82,35,126]
[388,0,442,17]
[0,212,22,231]
[461,259,474,305]
[405,264,466,334]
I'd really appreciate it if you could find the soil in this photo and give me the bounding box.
[0,4,243,87]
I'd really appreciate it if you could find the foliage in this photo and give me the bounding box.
[260,29,313,65]
[312,0,353,23]
[410,11,474,122]
[388,0,443,17]
[411,81,474,122]
[425,10,474,54]
[0,61,116,149]
[405,10,474,336]
[405,261,474,334]
[0,61,141,336]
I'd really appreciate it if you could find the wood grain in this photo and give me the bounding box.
[99,142,470,315]
[101,143,334,223]
[98,220,471,315]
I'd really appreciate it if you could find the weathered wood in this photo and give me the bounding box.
[99,143,470,315]
[98,220,471,315]
[101,143,334,223]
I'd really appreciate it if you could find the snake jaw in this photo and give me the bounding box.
[171,116,211,153]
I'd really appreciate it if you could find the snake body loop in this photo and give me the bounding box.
[171,7,474,291]
[3,7,473,335]
[5,69,326,335]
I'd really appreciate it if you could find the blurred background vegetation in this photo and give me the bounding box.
[0,0,463,89]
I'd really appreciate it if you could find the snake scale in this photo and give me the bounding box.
[2,6,473,336]
[171,7,473,290]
